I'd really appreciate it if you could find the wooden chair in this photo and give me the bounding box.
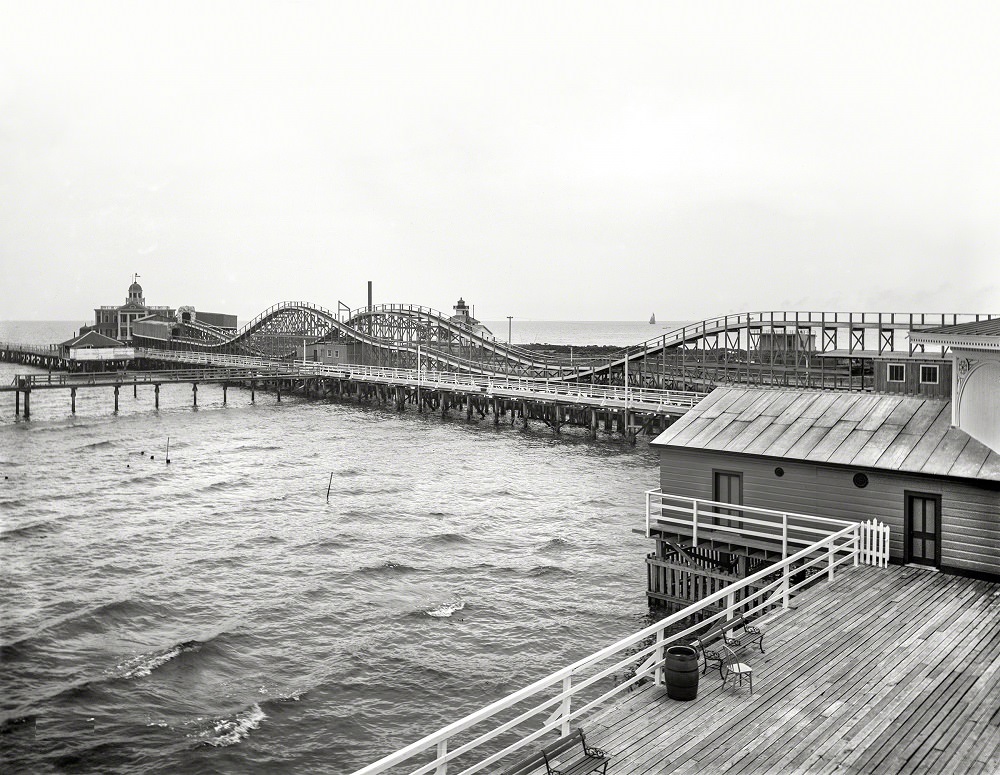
[721,646,753,693]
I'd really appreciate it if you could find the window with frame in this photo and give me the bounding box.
[887,363,906,383]
[919,364,939,384]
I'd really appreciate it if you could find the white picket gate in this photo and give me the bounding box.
[858,518,891,567]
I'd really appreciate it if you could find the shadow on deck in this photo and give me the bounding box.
[582,565,1000,774]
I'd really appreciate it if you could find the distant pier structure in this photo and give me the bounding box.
[79,275,237,346]
[3,305,998,434]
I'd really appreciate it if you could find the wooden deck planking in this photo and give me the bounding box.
[692,573,954,775]
[869,611,1000,774]
[826,584,1000,774]
[571,566,1000,775]
[591,570,923,774]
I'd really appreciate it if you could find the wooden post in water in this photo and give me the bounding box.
[590,408,597,439]
[326,472,334,503]
[250,382,256,403]
[133,378,137,398]
[154,384,160,409]
[71,387,77,414]
[23,389,30,418]
[114,385,119,412]
[192,383,198,407]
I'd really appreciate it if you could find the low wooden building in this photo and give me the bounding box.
[650,387,1000,578]
[295,340,363,365]
[59,331,134,363]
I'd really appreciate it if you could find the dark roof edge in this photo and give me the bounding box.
[654,444,1000,489]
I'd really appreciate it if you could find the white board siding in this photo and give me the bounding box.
[658,448,1000,576]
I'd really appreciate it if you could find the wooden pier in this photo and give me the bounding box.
[2,356,704,440]
[582,564,999,774]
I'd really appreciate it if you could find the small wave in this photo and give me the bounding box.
[331,487,369,497]
[359,561,417,574]
[539,537,571,552]
[232,444,282,453]
[237,534,285,548]
[425,601,466,618]
[77,440,114,450]
[311,538,348,550]
[109,640,202,680]
[0,519,58,542]
[261,691,304,708]
[191,479,242,494]
[2,598,172,653]
[0,714,37,736]
[419,532,472,546]
[337,468,361,477]
[528,564,569,577]
[200,704,266,747]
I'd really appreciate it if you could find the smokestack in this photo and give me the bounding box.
[368,281,372,311]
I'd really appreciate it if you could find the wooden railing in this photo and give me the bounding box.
[131,351,708,412]
[0,341,59,355]
[645,490,892,598]
[351,500,889,775]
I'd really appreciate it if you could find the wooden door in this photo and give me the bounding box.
[713,470,743,528]
[905,492,941,566]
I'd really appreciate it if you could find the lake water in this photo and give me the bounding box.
[0,321,672,774]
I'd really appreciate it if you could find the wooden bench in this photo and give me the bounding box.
[502,728,610,775]
[691,615,765,676]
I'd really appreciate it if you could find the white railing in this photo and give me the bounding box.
[129,350,708,412]
[352,501,889,775]
[645,490,890,570]
[1,341,59,355]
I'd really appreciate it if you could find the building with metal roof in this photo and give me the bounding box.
[650,383,999,577]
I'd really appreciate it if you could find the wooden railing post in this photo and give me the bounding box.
[646,490,652,537]
[782,563,790,609]
[560,675,572,736]
[827,540,835,581]
[435,740,448,775]
[692,499,699,548]
[654,629,666,686]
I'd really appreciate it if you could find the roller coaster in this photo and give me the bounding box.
[132,303,997,392]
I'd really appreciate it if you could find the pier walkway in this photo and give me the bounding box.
[583,564,999,774]
[3,349,707,426]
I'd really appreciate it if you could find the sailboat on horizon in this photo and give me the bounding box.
[649,313,656,324]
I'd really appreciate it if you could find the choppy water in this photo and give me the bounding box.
[0,322,664,774]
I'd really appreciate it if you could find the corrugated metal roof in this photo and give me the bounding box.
[651,387,1000,482]
[917,318,1000,336]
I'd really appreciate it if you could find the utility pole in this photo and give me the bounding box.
[507,316,513,344]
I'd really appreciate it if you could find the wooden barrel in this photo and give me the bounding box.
[664,645,699,701]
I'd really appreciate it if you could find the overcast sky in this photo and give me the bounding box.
[2,1,998,322]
